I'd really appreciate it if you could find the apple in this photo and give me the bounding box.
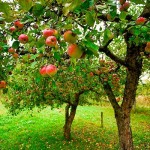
[46,64,57,76]
[9,26,16,32]
[12,53,19,59]
[116,97,121,102]
[0,80,6,88]
[14,20,24,29]
[43,29,55,38]
[45,36,57,47]
[64,30,77,43]
[136,17,146,25]
[53,29,58,36]
[89,72,94,77]
[146,42,150,48]
[18,34,28,44]
[119,0,126,5]
[123,2,130,10]
[67,44,83,58]
[119,5,124,11]
[106,14,114,21]
[8,47,15,54]
[145,46,150,53]
[39,66,47,76]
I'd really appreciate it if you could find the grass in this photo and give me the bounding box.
[0,102,150,150]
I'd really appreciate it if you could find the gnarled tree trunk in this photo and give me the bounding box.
[63,92,82,140]
[63,103,78,140]
[115,109,133,150]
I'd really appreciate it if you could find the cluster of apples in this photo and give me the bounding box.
[119,0,130,11]
[39,30,84,77]
[8,47,19,59]
[39,64,57,77]
[64,30,84,59]
[43,29,58,47]
[0,80,6,89]
[145,42,150,53]
[10,20,29,44]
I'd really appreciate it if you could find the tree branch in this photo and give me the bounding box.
[99,42,127,67]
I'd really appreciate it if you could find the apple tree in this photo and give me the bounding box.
[0,0,150,149]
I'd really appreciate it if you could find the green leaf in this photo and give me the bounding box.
[85,11,95,27]
[54,52,61,61]
[130,0,145,4]
[12,41,20,49]
[18,0,33,11]
[52,80,57,89]
[119,11,127,20]
[30,61,37,68]
[31,3,44,17]
[0,2,11,16]
[83,40,99,57]
[0,17,5,21]
[36,37,45,48]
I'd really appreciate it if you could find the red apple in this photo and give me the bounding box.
[9,26,16,32]
[119,5,124,11]
[46,64,57,76]
[0,80,6,88]
[39,66,47,76]
[43,29,55,38]
[18,34,28,44]
[64,30,77,43]
[123,2,130,10]
[145,46,150,53]
[45,36,57,47]
[14,20,24,29]
[146,42,150,48]
[89,72,94,77]
[67,44,83,59]
[8,47,15,54]
[13,53,19,59]
[136,17,146,25]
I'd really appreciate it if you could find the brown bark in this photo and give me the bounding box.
[115,110,133,150]
[101,44,143,149]
[63,93,81,140]
[63,104,78,140]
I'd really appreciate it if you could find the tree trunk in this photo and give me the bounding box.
[115,110,133,150]
[63,103,78,140]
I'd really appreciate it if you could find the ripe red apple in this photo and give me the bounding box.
[46,64,57,76]
[64,30,77,43]
[8,47,15,54]
[67,44,83,58]
[14,20,24,29]
[146,42,150,48]
[18,34,28,44]
[9,26,16,32]
[43,29,55,38]
[123,2,130,10]
[89,72,94,77]
[145,46,150,53]
[39,66,47,76]
[136,17,146,25]
[13,53,19,59]
[0,80,6,88]
[119,0,126,5]
[45,36,57,47]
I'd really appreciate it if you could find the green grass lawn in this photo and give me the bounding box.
[0,104,150,150]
